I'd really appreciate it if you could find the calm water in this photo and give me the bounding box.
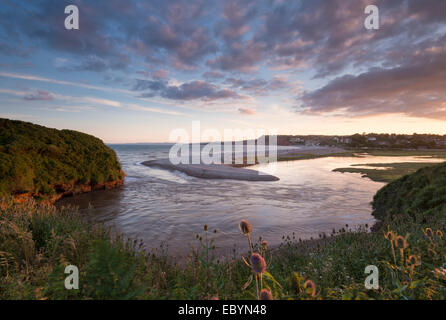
[58,144,442,256]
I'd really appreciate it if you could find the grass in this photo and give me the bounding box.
[357,149,446,158]
[276,148,446,164]
[275,148,446,165]
[1,198,444,300]
[276,151,358,162]
[372,162,446,221]
[333,162,444,183]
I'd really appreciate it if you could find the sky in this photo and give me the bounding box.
[0,0,445,143]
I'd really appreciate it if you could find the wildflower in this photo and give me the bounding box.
[209,296,219,300]
[260,289,273,300]
[204,224,208,232]
[250,253,266,274]
[262,241,268,250]
[395,235,408,266]
[395,235,407,249]
[384,231,395,241]
[303,280,316,297]
[239,219,252,235]
[407,255,418,266]
[424,228,433,238]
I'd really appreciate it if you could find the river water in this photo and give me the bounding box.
[58,144,442,257]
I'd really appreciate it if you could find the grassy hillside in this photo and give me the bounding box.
[0,199,444,300]
[372,162,446,221]
[0,118,124,201]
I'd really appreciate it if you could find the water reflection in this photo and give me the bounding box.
[58,145,443,257]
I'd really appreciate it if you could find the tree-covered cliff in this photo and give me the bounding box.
[0,118,124,201]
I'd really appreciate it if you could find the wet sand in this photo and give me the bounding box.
[142,146,346,181]
[142,159,280,181]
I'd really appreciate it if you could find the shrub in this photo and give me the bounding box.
[0,118,124,200]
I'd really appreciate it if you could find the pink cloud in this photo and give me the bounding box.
[238,107,256,115]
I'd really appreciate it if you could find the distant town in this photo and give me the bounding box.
[273,133,446,149]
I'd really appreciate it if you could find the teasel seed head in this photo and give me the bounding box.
[239,219,252,235]
[424,227,433,238]
[260,289,273,300]
[303,280,316,297]
[250,253,266,274]
[407,255,418,266]
[384,231,395,241]
[395,235,408,249]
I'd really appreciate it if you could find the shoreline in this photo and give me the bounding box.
[142,146,347,181]
[142,159,280,181]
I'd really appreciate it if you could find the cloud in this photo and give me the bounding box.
[134,79,243,101]
[0,72,132,94]
[152,69,169,79]
[56,55,130,72]
[202,71,224,79]
[0,86,184,116]
[215,0,256,42]
[0,42,32,57]
[136,1,217,68]
[40,105,95,113]
[23,90,54,101]
[1,0,446,122]
[225,75,290,95]
[207,40,264,73]
[2,0,445,79]
[68,95,185,115]
[300,46,446,120]
[133,79,167,92]
[238,107,256,115]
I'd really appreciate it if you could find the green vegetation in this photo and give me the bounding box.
[277,149,446,167]
[1,134,444,300]
[275,133,446,149]
[333,162,444,183]
[276,151,357,162]
[372,161,446,221]
[1,196,444,299]
[0,118,124,200]
[359,149,446,158]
